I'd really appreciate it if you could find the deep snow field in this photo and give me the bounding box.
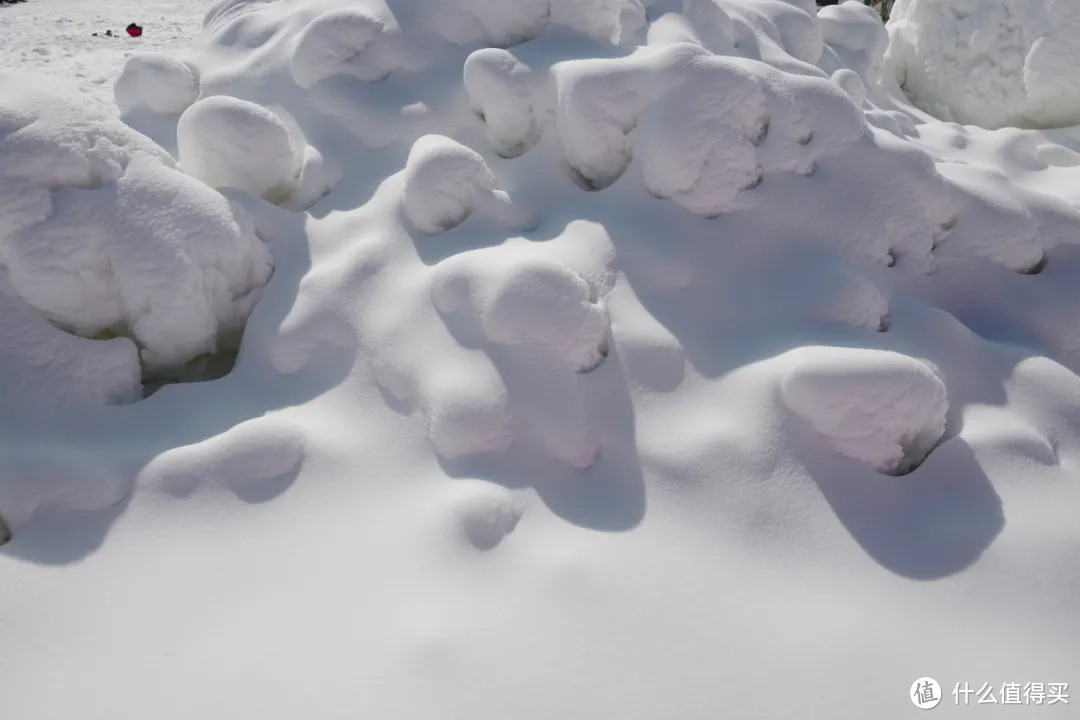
[2,0,1080,717]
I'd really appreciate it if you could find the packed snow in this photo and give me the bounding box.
[3,0,1080,717]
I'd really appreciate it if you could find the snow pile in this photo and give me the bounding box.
[432,248,610,374]
[0,72,272,371]
[0,271,142,415]
[889,0,1080,127]
[781,346,948,475]
[177,96,302,203]
[115,54,201,115]
[402,135,532,234]
[7,0,1080,716]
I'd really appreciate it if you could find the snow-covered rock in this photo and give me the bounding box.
[0,72,272,371]
[402,134,530,234]
[178,95,303,203]
[432,251,610,374]
[290,5,406,88]
[114,54,200,115]
[781,346,949,475]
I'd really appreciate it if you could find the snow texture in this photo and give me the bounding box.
[889,0,1080,128]
[0,72,272,370]
[177,95,302,203]
[114,54,200,115]
[5,0,1080,717]
[781,346,948,475]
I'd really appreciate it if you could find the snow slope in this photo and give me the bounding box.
[2,0,1080,717]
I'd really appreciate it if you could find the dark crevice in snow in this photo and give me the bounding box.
[1019,251,1048,275]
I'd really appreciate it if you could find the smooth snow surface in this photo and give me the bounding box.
[3,0,1080,718]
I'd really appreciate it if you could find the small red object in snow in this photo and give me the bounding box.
[126,23,143,38]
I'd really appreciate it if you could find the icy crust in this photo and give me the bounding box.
[888,0,1080,128]
[0,72,272,371]
[781,347,949,475]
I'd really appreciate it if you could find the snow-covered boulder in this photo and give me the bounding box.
[114,54,200,115]
[0,73,272,371]
[402,134,531,234]
[433,251,610,374]
[463,48,541,158]
[888,0,1080,128]
[781,346,949,475]
[177,95,302,203]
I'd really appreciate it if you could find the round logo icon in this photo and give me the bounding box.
[911,677,942,710]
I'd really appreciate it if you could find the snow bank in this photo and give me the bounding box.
[889,0,1080,128]
[0,72,272,371]
[781,346,949,475]
[114,54,200,115]
[177,96,303,203]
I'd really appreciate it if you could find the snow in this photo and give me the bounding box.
[889,0,1080,128]
[177,95,303,203]
[114,53,199,115]
[0,72,272,370]
[781,346,948,474]
[3,0,1080,717]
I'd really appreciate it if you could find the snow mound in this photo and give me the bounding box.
[817,0,889,85]
[889,0,1080,128]
[432,251,610,373]
[114,54,200,116]
[781,346,949,475]
[290,5,407,88]
[177,95,303,203]
[141,418,305,501]
[442,480,524,550]
[402,135,531,234]
[0,73,272,371]
[463,48,541,158]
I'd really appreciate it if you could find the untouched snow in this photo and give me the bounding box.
[0,0,206,108]
[2,0,1080,718]
[889,0,1080,128]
